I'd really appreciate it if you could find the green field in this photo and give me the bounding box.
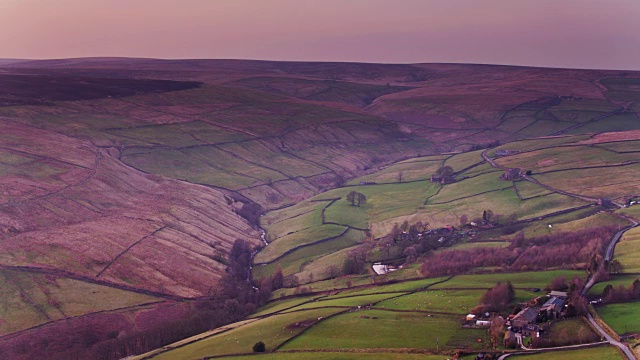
[514,180,553,199]
[429,271,585,290]
[509,345,623,359]
[376,289,483,314]
[153,307,344,360]
[254,228,366,282]
[279,309,488,351]
[597,140,640,153]
[597,302,640,334]
[614,227,640,273]
[286,293,405,311]
[216,353,447,360]
[256,128,634,286]
[250,295,321,318]
[255,224,347,264]
[331,277,449,297]
[444,149,485,172]
[261,200,326,239]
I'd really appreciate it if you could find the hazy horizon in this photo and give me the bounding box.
[2,0,640,70]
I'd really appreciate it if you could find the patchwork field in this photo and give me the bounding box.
[150,308,344,360]
[2,59,640,359]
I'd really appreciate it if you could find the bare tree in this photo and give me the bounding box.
[489,316,506,348]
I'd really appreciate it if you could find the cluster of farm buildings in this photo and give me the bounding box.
[466,290,570,346]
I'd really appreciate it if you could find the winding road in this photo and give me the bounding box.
[587,314,637,360]
[482,149,638,359]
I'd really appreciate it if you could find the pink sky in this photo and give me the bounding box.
[1,0,639,69]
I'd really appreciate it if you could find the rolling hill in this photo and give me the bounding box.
[1,58,640,359]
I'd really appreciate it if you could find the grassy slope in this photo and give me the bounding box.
[597,302,640,334]
[258,130,640,285]
[152,308,344,360]
[280,309,487,351]
[0,270,159,335]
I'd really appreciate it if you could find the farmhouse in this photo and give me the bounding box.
[540,296,565,320]
[510,307,538,328]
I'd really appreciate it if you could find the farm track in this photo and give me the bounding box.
[587,314,637,360]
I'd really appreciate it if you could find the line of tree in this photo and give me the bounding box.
[473,281,516,314]
[601,278,640,303]
[374,220,461,263]
[420,226,616,278]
